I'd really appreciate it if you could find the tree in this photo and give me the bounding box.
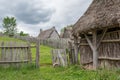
[2,16,17,37]
[60,24,73,33]
[19,31,29,36]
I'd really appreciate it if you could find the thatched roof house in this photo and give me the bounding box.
[38,27,60,40]
[61,27,72,38]
[72,0,120,69]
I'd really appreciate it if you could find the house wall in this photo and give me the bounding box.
[79,30,120,69]
[50,31,59,39]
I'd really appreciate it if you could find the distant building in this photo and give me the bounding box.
[38,27,60,40]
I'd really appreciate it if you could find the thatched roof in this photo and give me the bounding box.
[62,27,72,38]
[73,0,120,36]
[38,27,59,39]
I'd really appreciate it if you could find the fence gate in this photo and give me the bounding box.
[51,49,67,67]
[0,42,32,66]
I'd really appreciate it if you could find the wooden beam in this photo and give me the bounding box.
[82,57,120,65]
[92,30,98,70]
[0,60,29,64]
[84,34,94,51]
[99,57,120,61]
[97,28,107,49]
[102,39,120,42]
[84,31,98,70]
[74,37,79,64]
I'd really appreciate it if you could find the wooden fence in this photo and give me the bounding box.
[14,35,37,43]
[51,49,67,67]
[0,42,31,65]
[0,41,40,68]
[40,38,70,49]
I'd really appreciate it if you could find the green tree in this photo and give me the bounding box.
[60,24,73,33]
[20,31,29,36]
[2,16,17,37]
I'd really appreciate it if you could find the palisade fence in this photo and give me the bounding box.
[14,35,70,49]
[13,35,76,66]
[14,35,37,43]
[0,42,31,66]
[0,41,40,68]
[40,38,70,49]
[51,49,67,67]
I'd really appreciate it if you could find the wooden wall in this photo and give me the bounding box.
[79,30,120,69]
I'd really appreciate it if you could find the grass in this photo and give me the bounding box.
[0,36,120,80]
[0,36,23,42]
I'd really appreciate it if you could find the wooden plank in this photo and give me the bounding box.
[64,49,67,66]
[27,42,32,63]
[0,46,29,48]
[36,40,40,68]
[82,57,120,65]
[98,57,120,61]
[1,42,4,61]
[51,49,67,67]
[58,51,65,66]
[0,60,29,64]
[80,39,120,46]
[10,42,13,61]
[102,39,120,43]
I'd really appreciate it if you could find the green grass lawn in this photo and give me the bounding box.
[0,36,120,80]
[0,36,24,42]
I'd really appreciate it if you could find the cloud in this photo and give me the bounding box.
[13,1,54,24]
[0,0,93,36]
[41,0,92,31]
[0,0,54,24]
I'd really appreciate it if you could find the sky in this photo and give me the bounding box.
[0,0,92,36]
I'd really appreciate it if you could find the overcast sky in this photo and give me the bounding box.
[0,0,92,36]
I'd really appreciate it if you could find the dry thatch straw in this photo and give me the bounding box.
[73,0,120,37]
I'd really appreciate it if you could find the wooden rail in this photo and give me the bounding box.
[82,57,120,65]
[80,39,120,46]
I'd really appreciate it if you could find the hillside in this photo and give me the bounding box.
[0,36,119,80]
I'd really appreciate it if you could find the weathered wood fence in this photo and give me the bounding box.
[0,41,40,68]
[51,49,67,67]
[0,42,31,65]
[14,35,37,43]
[40,38,70,49]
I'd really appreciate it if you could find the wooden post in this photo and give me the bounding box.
[36,39,40,68]
[74,38,79,64]
[1,42,4,61]
[28,42,32,63]
[68,41,73,64]
[92,30,98,70]
[84,30,98,70]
